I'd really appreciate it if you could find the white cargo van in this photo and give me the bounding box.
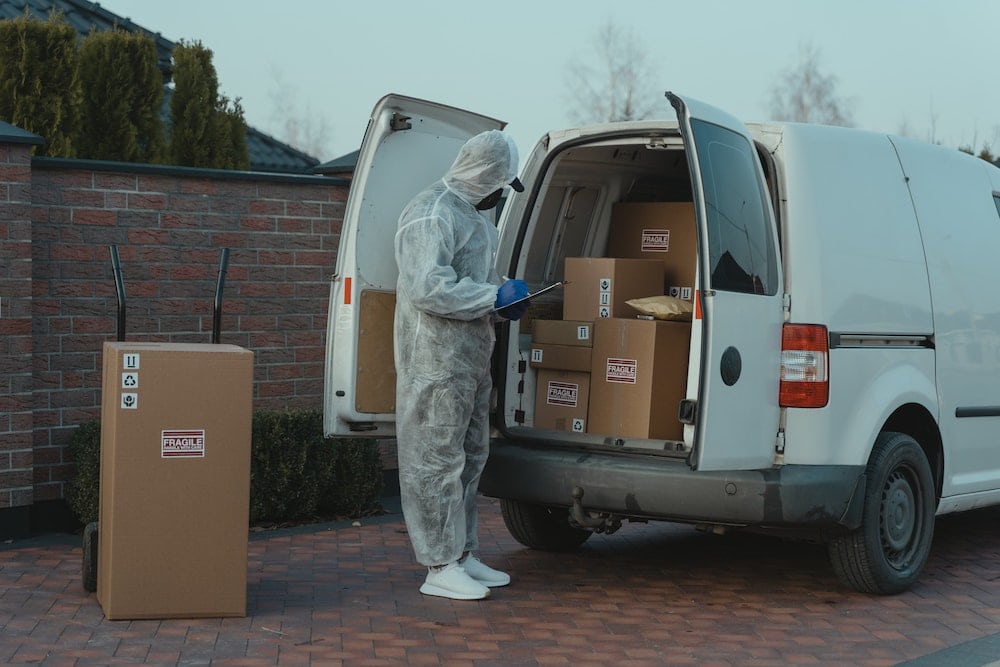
[324,93,1000,594]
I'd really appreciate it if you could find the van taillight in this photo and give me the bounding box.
[780,324,829,408]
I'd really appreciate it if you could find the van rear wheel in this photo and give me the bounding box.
[500,499,591,551]
[828,431,935,594]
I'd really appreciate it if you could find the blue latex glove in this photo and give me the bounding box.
[495,279,529,320]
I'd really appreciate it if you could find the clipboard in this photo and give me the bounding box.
[494,281,568,311]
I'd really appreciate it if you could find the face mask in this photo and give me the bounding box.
[475,188,503,211]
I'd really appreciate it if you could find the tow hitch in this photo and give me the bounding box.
[570,486,622,535]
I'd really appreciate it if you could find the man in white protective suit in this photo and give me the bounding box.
[393,130,528,600]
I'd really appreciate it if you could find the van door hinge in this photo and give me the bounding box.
[782,293,791,313]
[390,113,412,131]
[775,430,786,454]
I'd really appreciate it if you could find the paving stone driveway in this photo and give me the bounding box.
[2,497,999,666]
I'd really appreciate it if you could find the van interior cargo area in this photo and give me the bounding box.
[500,135,699,457]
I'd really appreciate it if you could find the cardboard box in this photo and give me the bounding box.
[563,258,665,321]
[532,320,593,347]
[535,369,590,433]
[529,344,592,372]
[607,202,697,301]
[588,318,691,440]
[98,342,254,620]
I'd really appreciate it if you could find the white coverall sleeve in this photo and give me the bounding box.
[395,214,498,321]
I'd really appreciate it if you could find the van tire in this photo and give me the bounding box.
[500,499,591,551]
[827,431,935,595]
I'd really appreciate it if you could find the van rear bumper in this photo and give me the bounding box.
[479,441,867,531]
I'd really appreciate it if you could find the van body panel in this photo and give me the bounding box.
[891,136,1000,496]
[323,94,504,437]
[783,349,938,466]
[670,93,784,470]
[478,442,866,528]
[938,487,1000,514]
[775,124,933,334]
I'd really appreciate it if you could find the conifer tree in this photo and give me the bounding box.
[169,40,216,167]
[169,40,247,169]
[0,11,81,156]
[215,95,250,170]
[78,27,164,162]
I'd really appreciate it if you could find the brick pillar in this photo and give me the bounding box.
[0,123,43,539]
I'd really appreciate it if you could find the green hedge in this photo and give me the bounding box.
[65,420,102,527]
[65,409,384,527]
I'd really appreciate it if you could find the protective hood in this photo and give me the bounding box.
[442,130,521,205]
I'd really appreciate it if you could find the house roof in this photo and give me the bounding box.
[1,0,320,174]
[248,127,321,174]
[314,149,359,177]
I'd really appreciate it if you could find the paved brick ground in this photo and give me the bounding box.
[2,496,1000,666]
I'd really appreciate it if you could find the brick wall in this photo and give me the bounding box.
[0,133,40,525]
[1,137,349,532]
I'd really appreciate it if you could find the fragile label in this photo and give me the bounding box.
[546,381,579,407]
[606,358,638,384]
[161,429,206,458]
[641,229,670,252]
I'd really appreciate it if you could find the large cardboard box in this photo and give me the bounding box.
[535,369,590,433]
[607,202,697,302]
[588,318,691,440]
[532,319,593,347]
[98,342,254,620]
[563,258,665,321]
[529,344,592,372]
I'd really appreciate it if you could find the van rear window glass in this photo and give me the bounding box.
[689,120,778,295]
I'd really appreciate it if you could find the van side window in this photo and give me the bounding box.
[690,119,778,295]
[994,193,1000,219]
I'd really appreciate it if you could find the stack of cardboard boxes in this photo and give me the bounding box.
[531,202,696,441]
[530,320,593,433]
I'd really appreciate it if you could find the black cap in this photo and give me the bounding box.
[509,177,524,192]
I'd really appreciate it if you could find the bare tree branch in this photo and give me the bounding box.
[266,65,333,159]
[767,42,854,127]
[564,19,659,125]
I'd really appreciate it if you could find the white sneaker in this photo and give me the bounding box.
[419,562,490,600]
[460,553,511,587]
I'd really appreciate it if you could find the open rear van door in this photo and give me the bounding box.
[668,93,784,470]
[323,95,505,437]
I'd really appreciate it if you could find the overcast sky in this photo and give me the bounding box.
[98,0,999,164]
